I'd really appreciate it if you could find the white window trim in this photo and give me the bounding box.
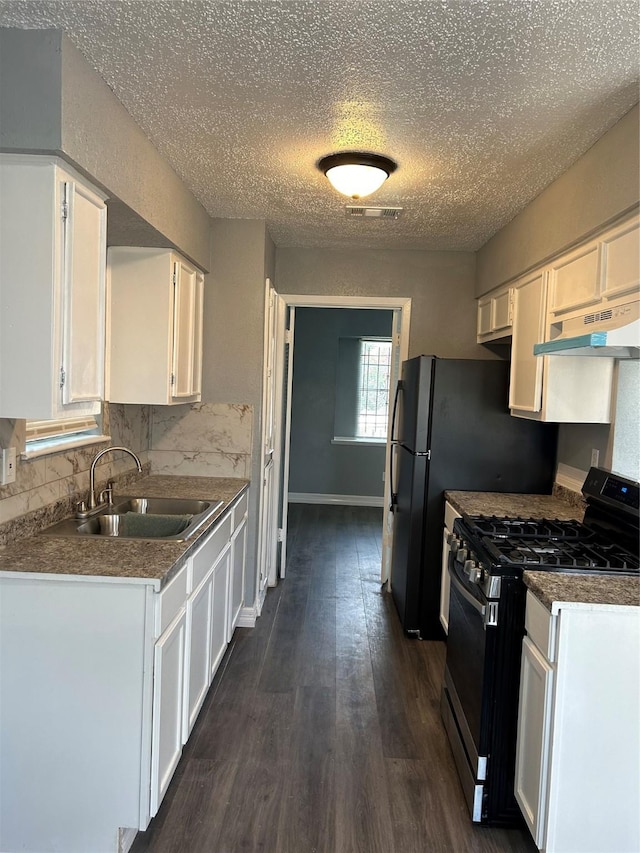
[23,415,109,460]
[356,337,392,440]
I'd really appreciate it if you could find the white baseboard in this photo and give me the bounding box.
[288,492,384,507]
[236,605,258,628]
[118,828,137,853]
[555,463,588,494]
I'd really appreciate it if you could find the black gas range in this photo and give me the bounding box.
[441,467,639,827]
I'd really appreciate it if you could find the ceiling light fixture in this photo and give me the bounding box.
[317,152,397,199]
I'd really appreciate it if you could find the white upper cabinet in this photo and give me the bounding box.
[508,271,547,414]
[547,237,601,316]
[600,214,640,300]
[107,247,204,405]
[477,284,513,342]
[0,154,107,419]
[509,268,614,423]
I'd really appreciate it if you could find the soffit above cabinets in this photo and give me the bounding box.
[1,0,638,251]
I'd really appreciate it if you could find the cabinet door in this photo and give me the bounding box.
[601,216,640,300]
[210,546,231,682]
[492,288,512,332]
[509,271,546,413]
[184,572,213,741]
[477,297,492,338]
[150,608,186,817]
[61,177,107,406]
[171,258,202,400]
[515,635,555,848]
[228,518,247,641]
[548,240,600,315]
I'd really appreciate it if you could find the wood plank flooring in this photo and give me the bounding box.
[131,504,537,853]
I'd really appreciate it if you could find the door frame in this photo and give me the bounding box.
[268,293,411,587]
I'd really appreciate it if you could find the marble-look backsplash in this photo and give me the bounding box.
[0,404,152,528]
[149,403,253,478]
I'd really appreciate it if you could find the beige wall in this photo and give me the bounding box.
[476,104,640,296]
[203,218,275,607]
[0,28,211,270]
[276,248,482,359]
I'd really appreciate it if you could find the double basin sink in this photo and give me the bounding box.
[40,496,224,542]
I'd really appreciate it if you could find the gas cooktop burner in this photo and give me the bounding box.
[466,515,585,540]
[485,536,639,575]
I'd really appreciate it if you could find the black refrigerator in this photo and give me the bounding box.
[389,355,557,640]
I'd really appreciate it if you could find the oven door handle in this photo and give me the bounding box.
[448,564,486,619]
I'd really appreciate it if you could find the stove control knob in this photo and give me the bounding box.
[464,560,482,584]
[456,547,468,564]
[447,533,459,555]
[469,566,483,584]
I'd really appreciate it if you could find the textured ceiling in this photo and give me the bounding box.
[0,0,638,250]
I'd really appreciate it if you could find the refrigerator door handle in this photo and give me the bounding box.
[388,381,403,512]
[389,442,398,512]
[390,380,402,444]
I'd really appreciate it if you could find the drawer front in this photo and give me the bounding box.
[525,590,556,662]
[232,491,248,527]
[156,563,188,638]
[191,513,232,590]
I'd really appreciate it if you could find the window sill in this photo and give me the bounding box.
[331,436,387,447]
[21,434,111,461]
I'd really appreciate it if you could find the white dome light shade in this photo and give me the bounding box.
[318,152,397,199]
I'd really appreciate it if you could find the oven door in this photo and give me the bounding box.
[441,553,497,822]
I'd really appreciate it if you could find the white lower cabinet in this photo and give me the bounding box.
[515,591,640,853]
[228,493,248,640]
[184,571,214,740]
[210,544,231,680]
[0,487,249,853]
[150,607,187,816]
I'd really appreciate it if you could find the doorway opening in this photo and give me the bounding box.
[257,288,411,610]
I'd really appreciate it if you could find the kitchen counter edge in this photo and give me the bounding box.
[0,475,249,590]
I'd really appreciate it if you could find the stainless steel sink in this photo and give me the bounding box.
[40,496,224,541]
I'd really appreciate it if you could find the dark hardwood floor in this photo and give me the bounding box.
[131,504,537,853]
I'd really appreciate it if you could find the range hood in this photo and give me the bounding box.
[534,297,640,359]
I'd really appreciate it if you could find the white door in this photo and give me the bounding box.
[381,308,408,585]
[270,302,295,582]
[257,279,279,595]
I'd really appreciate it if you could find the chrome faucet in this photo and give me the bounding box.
[88,446,143,509]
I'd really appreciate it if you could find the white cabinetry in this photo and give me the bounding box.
[509,269,614,423]
[515,591,640,853]
[150,606,187,816]
[477,284,513,342]
[228,491,248,639]
[0,487,248,853]
[108,247,204,405]
[439,500,461,635]
[601,214,640,300]
[210,546,231,678]
[547,238,600,316]
[0,154,107,419]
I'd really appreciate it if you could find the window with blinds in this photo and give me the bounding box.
[25,412,107,457]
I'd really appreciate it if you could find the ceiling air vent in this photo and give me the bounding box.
[345,205,403,220]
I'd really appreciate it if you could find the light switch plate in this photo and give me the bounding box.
[1,447,16,485]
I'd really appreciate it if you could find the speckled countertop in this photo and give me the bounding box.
[444,490,584,521]
[0,476,249,589]
[524,572,639,609]
[445,489,639,610]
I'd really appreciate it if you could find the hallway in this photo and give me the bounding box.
[131,504,537,853]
